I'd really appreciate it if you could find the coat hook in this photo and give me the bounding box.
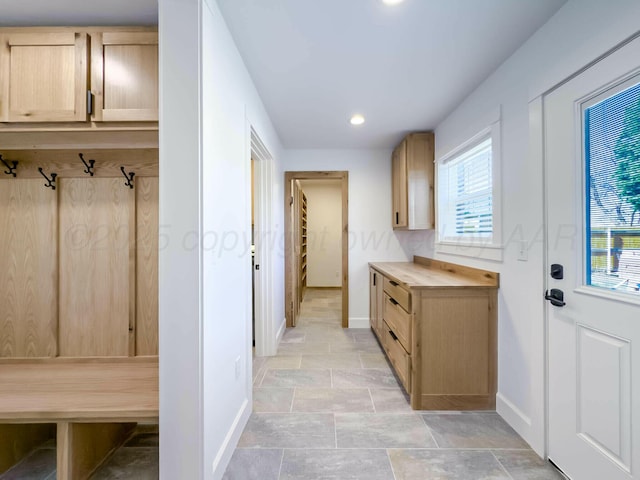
[0,155,18,177]
[79,153,95,176]
[120,166,135,189]
[38,167,57,190]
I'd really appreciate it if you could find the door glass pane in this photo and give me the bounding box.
[585,81,640,294]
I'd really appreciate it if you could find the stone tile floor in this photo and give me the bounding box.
[224,288,566,480]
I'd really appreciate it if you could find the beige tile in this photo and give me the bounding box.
[292,388,374,413]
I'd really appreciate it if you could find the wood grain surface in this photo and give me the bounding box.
[0,180,58,357]
[135,178,158,356]
[58,178,132,357]
[0,358,158,421]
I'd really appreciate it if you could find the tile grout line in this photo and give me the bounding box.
[277,449,285,480]
[290,387,296,413]
[368,388,377,413]
[491,451,516,480]
[420,415,440,449]
[386,449,399,480]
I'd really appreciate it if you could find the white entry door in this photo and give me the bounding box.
[545,37,640,479]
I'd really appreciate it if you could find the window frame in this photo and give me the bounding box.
[435,121,503,261]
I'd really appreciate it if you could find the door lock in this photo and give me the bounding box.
[550,264,564,280]
[545,288,566,307]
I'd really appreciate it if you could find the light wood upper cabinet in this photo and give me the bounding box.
[0,32,88,122]
[391,132,435,230]
[91,31,158,122]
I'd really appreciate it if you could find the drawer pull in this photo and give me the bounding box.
[389,330,399,342]
[389,298,399,306]
[389,280,399,287]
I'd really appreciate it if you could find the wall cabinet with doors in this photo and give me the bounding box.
[391,132,435,230]
[0,27,158,124]
[369,257,499,410]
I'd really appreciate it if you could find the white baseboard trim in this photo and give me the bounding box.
[276,317,286,344]
[211,398,250,479]
[496,392,533,447]
[348,317,370,329]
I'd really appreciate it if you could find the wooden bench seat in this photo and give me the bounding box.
[0,357,158,479]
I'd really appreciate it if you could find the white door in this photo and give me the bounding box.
[546,37,640,479]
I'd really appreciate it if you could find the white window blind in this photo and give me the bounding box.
[439,137,493,240]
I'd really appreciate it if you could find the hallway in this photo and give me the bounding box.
[224,288,563,479]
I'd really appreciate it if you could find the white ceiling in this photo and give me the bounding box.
[217,0,567,149]
[0,0,157,26]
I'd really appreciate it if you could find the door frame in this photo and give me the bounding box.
[284,171,349,328]
[251,128,277,356]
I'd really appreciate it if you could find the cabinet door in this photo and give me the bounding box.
[392,141,408,228]
[91,31,158,122]
[0,32,88,122]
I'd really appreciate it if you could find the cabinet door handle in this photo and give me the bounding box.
[395,212,399,224]
[87,90,93,115]
[389,280,399,287]
[373,273,376,286]
[389,330,398,341]
[389,297,399,306]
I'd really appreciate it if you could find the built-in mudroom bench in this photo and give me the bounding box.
[0,25,159,479]
[369,256,499,410]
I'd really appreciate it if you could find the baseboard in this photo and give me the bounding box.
[211,397,250,479]
[496,392,533,447]
[276,318,286,344]
[348,317,370,329]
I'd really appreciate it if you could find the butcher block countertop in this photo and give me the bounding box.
[369,256,499,290]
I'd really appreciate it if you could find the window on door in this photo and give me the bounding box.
[585,79,640,294]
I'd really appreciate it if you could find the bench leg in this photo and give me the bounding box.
[0,424,56,474]
[57,422,136,480]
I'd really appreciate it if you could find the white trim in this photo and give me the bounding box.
[276,317,286,345]
[211,398,251,477]
[497,393,538,452]
[435,241,503,262]
[574,285,640,307]
[348,317,371,329]
[250,127,278,357]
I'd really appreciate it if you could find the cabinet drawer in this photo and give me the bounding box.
[382,321,411,394]
[383,277,411,312]
[383,294,411,354]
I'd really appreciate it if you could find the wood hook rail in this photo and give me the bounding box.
[120,166,135,189]
[38,167,57,190]
[79,153,95,176]
[0,155,18,177]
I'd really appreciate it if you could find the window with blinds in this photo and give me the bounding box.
[438,136,494,241]
[585,79,640,294]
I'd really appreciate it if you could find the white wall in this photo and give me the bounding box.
[282,150,423,327]
[300,180,342,287]
[161,0,284,478]
[412,0,640,455]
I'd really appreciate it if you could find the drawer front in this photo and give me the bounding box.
[383,294,412,354]
[383,277,411,312]
[382,321,411,394]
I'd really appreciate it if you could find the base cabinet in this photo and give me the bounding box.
[369,258,498,410]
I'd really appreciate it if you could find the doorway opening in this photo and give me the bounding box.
[285,171,349,328]
[251,129,276,356]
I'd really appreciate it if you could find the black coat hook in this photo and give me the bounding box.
[38,167,57,190]
[120,166,135,189]
[0,155,18,177]
[79,153,95,176]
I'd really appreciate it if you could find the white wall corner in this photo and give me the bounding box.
[211,398,251,479]
[349,317,371,329]
[276,317,286,345]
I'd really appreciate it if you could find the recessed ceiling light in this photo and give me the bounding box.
[382,0,404,5]
[350,114,365,126]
